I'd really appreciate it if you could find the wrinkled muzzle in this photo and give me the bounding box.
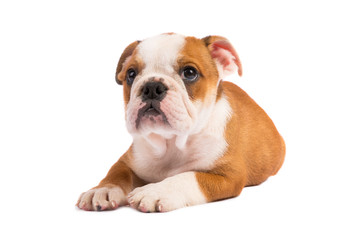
[125,75,197,139]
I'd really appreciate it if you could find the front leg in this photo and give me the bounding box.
[76,150,144,211]
[128,171,245,212]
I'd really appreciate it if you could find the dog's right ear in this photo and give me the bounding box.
[115,40,141,85]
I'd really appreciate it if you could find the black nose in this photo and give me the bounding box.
[142,81,168,101]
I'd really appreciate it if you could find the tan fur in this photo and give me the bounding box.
[95,146,146,194]
[196,81,285,201]
[115,41,143,106]
[115,40,140,84]
[178,37,219,102]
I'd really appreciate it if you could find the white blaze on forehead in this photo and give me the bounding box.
[137,34,186,74]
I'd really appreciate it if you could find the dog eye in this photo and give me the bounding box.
[181,67,199,82]
[126,68,137,85]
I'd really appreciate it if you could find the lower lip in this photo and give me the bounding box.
[144,108,160,116]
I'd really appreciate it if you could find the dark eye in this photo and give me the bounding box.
[126,68,137,85]
[181,66,199,82]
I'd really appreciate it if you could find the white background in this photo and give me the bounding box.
[1,0,359,239]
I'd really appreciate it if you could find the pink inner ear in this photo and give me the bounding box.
[211,45,233,67]
[211,41,242,76]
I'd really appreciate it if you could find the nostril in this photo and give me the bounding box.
[144,87,150,95]
[156,85,164,95]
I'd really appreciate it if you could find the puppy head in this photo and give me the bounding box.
[115,33,241,144]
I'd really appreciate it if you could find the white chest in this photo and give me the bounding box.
[130,96,232,183]
[131,132,227,183]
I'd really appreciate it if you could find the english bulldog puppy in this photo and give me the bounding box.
[76,33,285,212]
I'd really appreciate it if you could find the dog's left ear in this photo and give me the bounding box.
[115,40,141,85]
[202,36,242,78]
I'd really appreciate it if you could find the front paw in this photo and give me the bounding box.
[127,183,186,213]
[76,185,126,211]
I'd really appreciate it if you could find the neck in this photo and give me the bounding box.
[134,133,188,157]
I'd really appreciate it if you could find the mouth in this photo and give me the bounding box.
[144,104,160,116]
[141,101,161,116]
[135,100,168,129]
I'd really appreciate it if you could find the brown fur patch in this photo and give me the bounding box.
[115,41,141,84]
[196,81,285,201]
[178,37,219,103]
[116,52,145,107]
[115,41,145,107]
[96,146,146,194]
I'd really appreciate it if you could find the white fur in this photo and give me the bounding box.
[128,172,207,212]
[125,34,192,142]
[126,37,199,154]
[138,34,186,76]
[126,73,197,155]
[77,186,126,210]
[131,96,232,183]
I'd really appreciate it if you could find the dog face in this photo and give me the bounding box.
[115,33,242,147]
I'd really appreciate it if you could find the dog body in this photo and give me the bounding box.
[77,33,285,212]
